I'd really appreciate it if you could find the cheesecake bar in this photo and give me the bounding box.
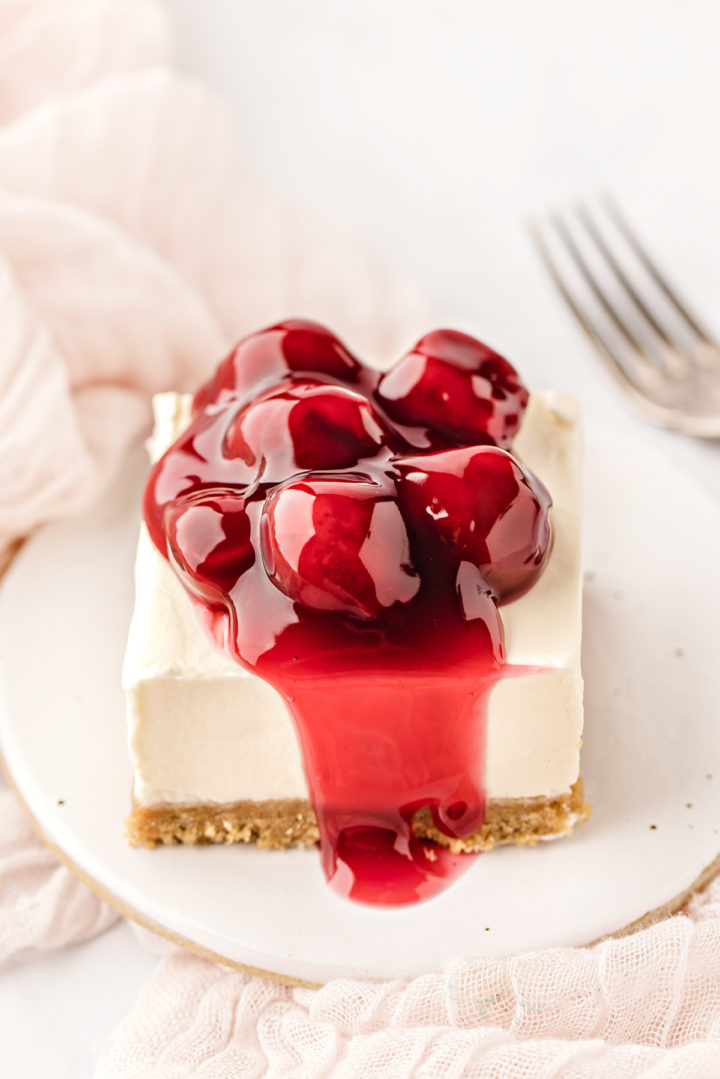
[124,375,587,858]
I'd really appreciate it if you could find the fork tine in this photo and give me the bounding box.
[549,213,658,362]
[576,204,684,356]
[528,222,648,397]
[601,195,715,347]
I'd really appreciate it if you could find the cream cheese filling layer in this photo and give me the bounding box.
[123,391,583,806]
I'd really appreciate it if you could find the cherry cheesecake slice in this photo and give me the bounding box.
[124,322,589,906]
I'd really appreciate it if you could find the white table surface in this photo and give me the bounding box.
[6,1,720,1073]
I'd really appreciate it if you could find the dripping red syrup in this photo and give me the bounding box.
[144,321,552,906]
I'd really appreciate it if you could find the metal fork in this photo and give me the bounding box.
[530,199,720,437]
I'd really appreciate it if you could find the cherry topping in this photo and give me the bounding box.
[143,320,549,907]
[165,495,255,605]
[223,382,386,481]
[376,329,529,448]
[194,320,362,411]
[289,385,386,470]
[261,477,420,619]
[397,447,551,601]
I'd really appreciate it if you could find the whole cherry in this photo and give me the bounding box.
[396,446,552,601]
[376,329,529,449]
[260,476,420,620]
[194,320,362,411]
[223,382,386,481]
[165,494,255,605]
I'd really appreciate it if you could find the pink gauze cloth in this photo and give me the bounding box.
[1,2,720,1077]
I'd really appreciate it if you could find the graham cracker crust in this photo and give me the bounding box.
[414,779,590,852]
[126,780,590,851]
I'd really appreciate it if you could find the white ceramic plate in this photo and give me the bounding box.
[1,419,719,984]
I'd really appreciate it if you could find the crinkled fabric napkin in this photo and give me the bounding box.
[2,2,720,1077]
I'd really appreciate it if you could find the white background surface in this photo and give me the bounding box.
[4,0,720,1073]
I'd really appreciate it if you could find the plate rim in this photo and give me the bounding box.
[2,739,719,987]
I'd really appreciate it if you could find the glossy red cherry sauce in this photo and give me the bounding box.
[144,321,552,906]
